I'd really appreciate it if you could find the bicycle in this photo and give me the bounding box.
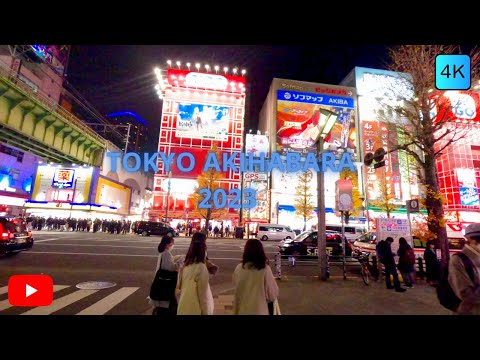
[354,249,372,285]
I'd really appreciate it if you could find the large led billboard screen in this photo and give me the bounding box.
[276,90,356,155]
[176,103,230,141]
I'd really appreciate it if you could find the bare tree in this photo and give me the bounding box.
[378,45,480,268]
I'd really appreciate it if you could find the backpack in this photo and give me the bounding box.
[405,248,416,266]
[375,240,387,264]
[436,252,476,312]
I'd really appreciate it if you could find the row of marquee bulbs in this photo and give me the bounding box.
[166,60,246,76]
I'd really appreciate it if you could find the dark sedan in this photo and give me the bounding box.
[0,217,34,256]
[134,221,176,237]
[279,230,352,258]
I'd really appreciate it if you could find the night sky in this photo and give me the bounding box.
[66,45,391,152]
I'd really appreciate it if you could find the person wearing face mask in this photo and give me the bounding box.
[148,235,183,315]
[448,223,480,315]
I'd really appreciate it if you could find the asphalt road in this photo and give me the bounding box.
[0,231,282,315]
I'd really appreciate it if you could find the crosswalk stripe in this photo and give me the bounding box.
[0,286,8,295]
[0,285,70,312]
[76,287,139,315]
[21,289,98,315]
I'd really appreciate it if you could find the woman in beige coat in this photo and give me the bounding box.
[233,239,279,315]
[176,233,214,315]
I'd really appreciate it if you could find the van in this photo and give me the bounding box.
[326,224,365,242]
[257,224,296,241]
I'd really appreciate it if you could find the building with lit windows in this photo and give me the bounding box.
[258,78,360,231]
[152,64,246,227]
[341,67,480,232]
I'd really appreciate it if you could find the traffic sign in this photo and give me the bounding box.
[406,199,420,213]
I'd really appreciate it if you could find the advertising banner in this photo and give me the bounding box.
[30,45,70,76]
[32,165,93,203]
[246,178,269,220]
[166,69,246,94]
[176,103,230,141]
[52,168,75,189]
[433,91,480,123]
[376,218,412,253]
[276,90,356,155]
[95,177,132,215]
[245,134,270,157]
[459,187,480,206]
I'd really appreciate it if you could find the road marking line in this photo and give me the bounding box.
[25,251,159,257]
[34,238,61,243]
[21,289,98,315]
[76,287,139,315]
[0,285,70,312]
[0,286,8,295]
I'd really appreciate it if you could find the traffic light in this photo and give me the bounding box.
[364,147,386,168]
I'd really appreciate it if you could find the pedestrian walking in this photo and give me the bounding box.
[233,239,279,315]
[448,223,480,315]
[148,236,182,315]
[176,232,214,315]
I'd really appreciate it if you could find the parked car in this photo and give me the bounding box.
[279,230,352,258]
[257,224,296,241]
[133,221,176,237]
[351,232,465,259]
[0,217,34,256]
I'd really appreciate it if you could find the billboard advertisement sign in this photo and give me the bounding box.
[166,69,246,94]
[176,103,230,141]
[30,45,70,76]
[52,169,75,188]
[245,134,270,157]
[376,218,412,253]
[276,90,356,155]
[432,91,480,123]
[459,187,480,206]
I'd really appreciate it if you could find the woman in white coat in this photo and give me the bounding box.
[148,235,182,315]
[233,239,279,315]
[176,232,214,315]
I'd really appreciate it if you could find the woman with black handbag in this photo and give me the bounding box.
[148,235,183,315]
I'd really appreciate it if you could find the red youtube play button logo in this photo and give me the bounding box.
[8,275,53,306]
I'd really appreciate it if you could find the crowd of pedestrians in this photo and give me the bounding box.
[26,216,134,234]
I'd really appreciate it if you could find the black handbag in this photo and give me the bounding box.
[149,254,178,301]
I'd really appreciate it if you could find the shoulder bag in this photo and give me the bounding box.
[149,253,178,301]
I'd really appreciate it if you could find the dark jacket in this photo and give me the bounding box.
[397,243,415,273]
[377,240,396,267]
[424,246,440,282]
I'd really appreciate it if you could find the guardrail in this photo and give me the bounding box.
[0,62,107,148]
[273,252,365,280]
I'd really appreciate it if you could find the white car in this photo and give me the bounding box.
[257,224,296,241]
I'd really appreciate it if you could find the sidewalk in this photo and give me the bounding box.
[212,275,451,315]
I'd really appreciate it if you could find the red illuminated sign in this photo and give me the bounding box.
[433,91,480,123]
[167,69,245,94]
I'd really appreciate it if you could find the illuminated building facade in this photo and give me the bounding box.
[258,78,360,231]
[152,66,246,223]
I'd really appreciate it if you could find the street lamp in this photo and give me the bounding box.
[165,171,172,224]
[316,110,338,281]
